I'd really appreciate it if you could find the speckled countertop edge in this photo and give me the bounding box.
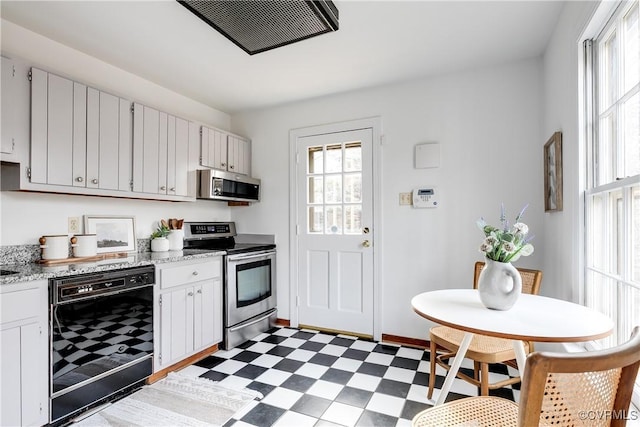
[0,249,225,286]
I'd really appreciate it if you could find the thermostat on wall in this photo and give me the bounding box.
[413,187,439,208]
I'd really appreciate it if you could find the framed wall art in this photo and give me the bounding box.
[84,215,137,253]
[544,132,563,212]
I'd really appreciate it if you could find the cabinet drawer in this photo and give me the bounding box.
[0,288,39,324]
[159,259,221,289]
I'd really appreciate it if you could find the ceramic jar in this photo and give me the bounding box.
[39,235,69,260]
[70,234,97,258]
[168,229,184,251]
[151,237,170,252]
[477,258,522,310]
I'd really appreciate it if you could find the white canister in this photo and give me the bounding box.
[39,235,69,260]
[168,229,184,251]
[151,237,170,252]
[71,234,97,258]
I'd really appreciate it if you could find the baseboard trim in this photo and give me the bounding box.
[147,343,219,384]
[275,318,290,327]
[382,333,429,349]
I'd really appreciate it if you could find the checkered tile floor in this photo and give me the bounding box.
[178,327,521,427]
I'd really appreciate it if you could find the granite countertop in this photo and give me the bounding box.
[0,249,225,286]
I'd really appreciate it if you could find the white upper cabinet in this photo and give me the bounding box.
[132,103,193,198]
[201,126,251,176]
[30,68,131,191]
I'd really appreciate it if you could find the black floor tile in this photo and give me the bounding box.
[356,409,398,427]
[308,353,338,366]
[320,368,354,385]
[356,362,388,377]
[232,350,262,363]
[372,343,399,355]
[240,403,286,427]
[390,356,420,370]
[200,370,228,382]
[290,394,332,418]
[267,345,296,357]
[292,331,316,340]
[300,341,326,352]
[262,335,289,344]
[342,348,369,361]
[280,374,317,393]
[375,378,411,398]
[334,386,373,408]
[234,364,268,380]
[246,380,276,397]
[400,400,432,420]
[273,358,305,373]
[194,355,226,369]
[329,337,357,347]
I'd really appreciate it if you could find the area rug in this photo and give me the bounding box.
[74,372,262,426]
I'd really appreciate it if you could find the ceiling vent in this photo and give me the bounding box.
[178,0,339,55]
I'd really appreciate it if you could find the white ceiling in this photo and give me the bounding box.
[0,1,564,114]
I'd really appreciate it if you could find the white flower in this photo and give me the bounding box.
[485,235,498,245]
[520,243,534,256]
[479,242,493,253]
[513,222,528,235]
[502,241,516,253]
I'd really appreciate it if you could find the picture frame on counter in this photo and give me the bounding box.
[84,215,137,253]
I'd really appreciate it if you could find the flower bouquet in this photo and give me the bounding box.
[477,204,534,263]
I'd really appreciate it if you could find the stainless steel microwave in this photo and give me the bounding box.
[197,169,260,202]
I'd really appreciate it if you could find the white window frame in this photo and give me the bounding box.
[581,0,640,407]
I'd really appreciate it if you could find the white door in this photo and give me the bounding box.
[296,128,374,336]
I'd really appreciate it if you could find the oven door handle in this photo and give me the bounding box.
[227,250,275,261]
[228,309,276,332]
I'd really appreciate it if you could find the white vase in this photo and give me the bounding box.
[477,258,522,310]
[151,237,169,252]
[168,229,184,251]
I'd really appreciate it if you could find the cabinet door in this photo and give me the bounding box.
[1,57,16,155]
[194,279,218,350]
[158,112,168,194]
[158,287,194,368]
[201,126,228,170]
[0,327,21,426]
[87,90,130,191]
[227,135,251,175]
[72,82,87,187]
[172,117,190,197]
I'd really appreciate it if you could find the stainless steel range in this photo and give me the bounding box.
[183,222,277,349]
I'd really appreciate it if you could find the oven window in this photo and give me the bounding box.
[236,259,271,307]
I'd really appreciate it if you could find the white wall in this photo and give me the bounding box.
[231,58,545,339]
[0,20,232,245]
[541,1,598,302]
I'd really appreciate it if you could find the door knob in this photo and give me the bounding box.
[362,240,371,248]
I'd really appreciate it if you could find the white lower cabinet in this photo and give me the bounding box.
[154,258,222,372]
[0,280,48,427]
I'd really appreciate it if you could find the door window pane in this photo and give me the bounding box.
[308,146,323,174]
[325,144,342,173]
[344,205,362,234]
[325,206,342,234]
[325,175,342,203]
[344,143,362,172]
[308,176,323,204]
[344,173,362,203]
[308,206,323,234]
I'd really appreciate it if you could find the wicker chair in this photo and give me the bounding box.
[414,326,640,427]
[428,262,543,398]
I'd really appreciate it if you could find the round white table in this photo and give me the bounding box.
[411,289,614,405]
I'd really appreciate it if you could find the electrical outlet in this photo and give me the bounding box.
[399,192,413,205]
[68,217,81,234]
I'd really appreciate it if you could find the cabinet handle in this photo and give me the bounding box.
[170,187,175,192]
[160,186,166,191]
[192,271,199,276]
[91,178,98,184]
[197,289,202,294]
[75,177,84,183]
[229,165,234,170]
[188,291,194,296]
[221,162,226,167]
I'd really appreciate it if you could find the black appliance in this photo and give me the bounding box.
[49,265,154,425]
[183,221,277,349]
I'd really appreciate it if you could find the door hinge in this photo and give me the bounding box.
[27,70,32,81]
[130,180,134,190]
[11,65,15,77]
[158,295,162,306]
[379,134,385,146]
[26,167,31,180]
[130,103,135,113]
[296,152,300,164]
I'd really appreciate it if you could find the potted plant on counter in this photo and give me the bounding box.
[150,220,171,252]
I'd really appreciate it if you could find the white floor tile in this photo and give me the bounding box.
[331,357,362,372]
[231,400,259,420]
[251,354,283,368]
[280,337,306,348]
[365,393,405,417]
[214,359,246,374]
[346,372,381,391]
[383,366,416,383]
[218,375,252,391]
[349,340,377,352]
[364,352,394,366]
[319,344,347,357]
[306,380,344,400]
[286,348,315,362]
[254,368,292,386]
[246,341,276,353]
[309,333,335,344]
[396,347,425,360]
[396,418,414,427]
[406,384,431,404]
[214,348,243,359]
[260,387,304,410]
[321,401,363,426]
[274,328,298,337]
[295,363,329,379]
[177,364,208,378]
[273,410,317,427]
